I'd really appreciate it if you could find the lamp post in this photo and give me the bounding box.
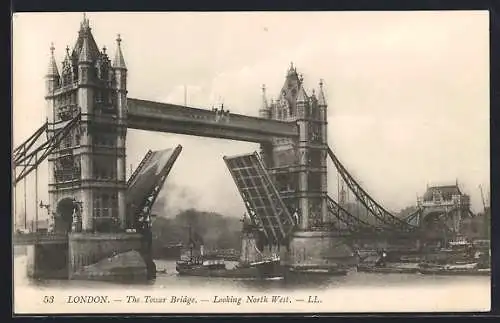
[72,198,83,232]
[39,200,51,233]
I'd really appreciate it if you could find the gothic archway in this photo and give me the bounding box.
[54,198,75,234]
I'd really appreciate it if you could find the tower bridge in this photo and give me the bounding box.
[12,16,475,281]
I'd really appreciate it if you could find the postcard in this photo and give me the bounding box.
[12,11,490,314]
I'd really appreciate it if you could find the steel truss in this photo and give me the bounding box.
[13,115,81,185]
[327,146,417,232]
[326,195,380,233]
[13,122,47,164]
[223,151,295,245]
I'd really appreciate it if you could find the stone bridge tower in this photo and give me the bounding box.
[259,64,353,269]
[46,16,128,234]
[259,63,329,230]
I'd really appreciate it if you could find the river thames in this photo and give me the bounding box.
[13,254,490,314]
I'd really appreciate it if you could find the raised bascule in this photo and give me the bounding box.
[12,16,476,281]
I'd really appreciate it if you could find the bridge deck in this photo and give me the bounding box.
[224,152,294,244]
[127,145,182,220]
[127,98,299,143]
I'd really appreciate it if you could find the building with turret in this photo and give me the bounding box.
[417,182,471,243]
[259,63,329,230]
[45,15,128,234]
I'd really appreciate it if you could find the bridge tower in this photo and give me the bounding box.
[257,64,353,269]
[46,16,128,234]
[260,63,329,230]
[37,16,149,280]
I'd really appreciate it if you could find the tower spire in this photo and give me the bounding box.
[113,34,127,69]
[287,61,296,76]
[46,43,60,77]
[296,85,308,103]
[317,79,327,106]
[81,12,90,30]
[259,84,270,119]
[78,35,92,63]
[261,84,268,109]
[63,45,71,64]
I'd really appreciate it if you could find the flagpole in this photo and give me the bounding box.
[184,85,187,107]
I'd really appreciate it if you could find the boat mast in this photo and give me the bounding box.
[189,225,193,260]
[479,185,487,214]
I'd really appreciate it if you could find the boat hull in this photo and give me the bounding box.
[357,265,419,274]
[285,267,349,278]
[419,268,491,276]
[176,261,283,279]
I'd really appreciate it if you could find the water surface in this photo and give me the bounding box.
[13,255,491,314]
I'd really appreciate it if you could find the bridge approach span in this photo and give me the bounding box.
[127,98,299,143]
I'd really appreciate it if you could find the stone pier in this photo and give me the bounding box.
[26,241,69,279]
[287,231,355,269]
[68,232,150,281]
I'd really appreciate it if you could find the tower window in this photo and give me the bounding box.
[309,124,322,143]
[308,149,322,168]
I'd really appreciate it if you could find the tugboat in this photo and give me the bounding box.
[228,215,284,279]
[175,227,227,276]
[175,255,227,276]
[175,218,283,279]
[357,249,420,274]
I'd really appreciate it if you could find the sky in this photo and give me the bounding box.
[12,11,490,222]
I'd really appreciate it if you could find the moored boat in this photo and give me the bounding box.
[176,257,228,276]
[175,225,228,276]
[357,264,419,274]
[175,222,284,279]
[355,249,420,274]
[418,237,491,276]
[176,255,284,278]
[418,262,490,276]
[419,266,490,276]
[285,265,349,278]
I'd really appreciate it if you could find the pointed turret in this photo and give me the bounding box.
[259,84,270,119]
[317,79,327,107]
[287,62,295,76]
[296,85,308,103]
[113,34,127,70]
[310,89,316,100]
[63,45,72,65]
[72,13,100,62]
[261,84,268,108]
[46,43,60,93]
[60,45,74,85]
[295,85,308,119]
[78,36,93,64]
[81,12,90,30]
[46,43,59,78]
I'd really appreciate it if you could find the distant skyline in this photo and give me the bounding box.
[12,11,489,221]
